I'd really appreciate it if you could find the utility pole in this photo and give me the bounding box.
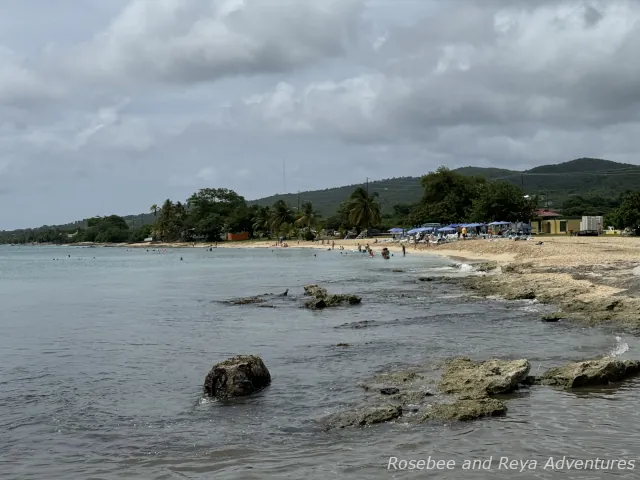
[283,159,286,194]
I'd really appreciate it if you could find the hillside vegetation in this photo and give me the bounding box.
[253,158,640,216]
[2,158,640,237]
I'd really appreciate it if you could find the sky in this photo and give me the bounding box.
[2,0,640,229]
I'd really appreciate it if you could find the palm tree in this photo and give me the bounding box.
[252,206,271,237]
[347,187,381,232]
[150,204,158,218]
[295,201,320,232]
[269,200,294,235]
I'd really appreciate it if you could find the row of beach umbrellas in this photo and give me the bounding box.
[390,221,512,235]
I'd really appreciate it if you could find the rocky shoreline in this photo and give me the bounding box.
[451,260,640,331]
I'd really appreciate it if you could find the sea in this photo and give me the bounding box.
[1,245,640,479]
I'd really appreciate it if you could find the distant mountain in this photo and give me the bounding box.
[6,158,640,232]
[253,158,640,214]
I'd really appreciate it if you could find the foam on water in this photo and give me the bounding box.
[608,336,630,357]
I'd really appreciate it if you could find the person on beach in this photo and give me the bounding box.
[402,244,406,256]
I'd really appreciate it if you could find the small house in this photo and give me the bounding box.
[530,209,580,235]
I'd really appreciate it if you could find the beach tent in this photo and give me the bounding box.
[437,227,457,232]
[488,221,510,226]
[388,228,404,233]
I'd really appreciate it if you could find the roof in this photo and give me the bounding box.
[534,208,561,218]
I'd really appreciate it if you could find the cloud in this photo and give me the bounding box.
[68,0,364,87]
[0,47,63,108]
[246,1,640,150]
[3,0,640,229]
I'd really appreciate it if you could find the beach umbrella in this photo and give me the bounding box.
[437,227,456,232]
[388,228,404,233]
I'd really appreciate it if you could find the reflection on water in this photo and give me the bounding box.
[1,246,639,479]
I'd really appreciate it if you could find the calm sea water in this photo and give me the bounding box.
[1,245,640,479]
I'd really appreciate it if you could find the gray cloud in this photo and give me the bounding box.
[1,0,640,229]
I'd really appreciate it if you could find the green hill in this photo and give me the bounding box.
[4,157,640,234]
[253,157,640,214]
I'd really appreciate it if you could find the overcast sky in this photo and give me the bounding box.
[1,0,639,229]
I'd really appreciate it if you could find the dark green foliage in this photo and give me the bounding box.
[471,181,537,222]
[605,192,640,231]
[3,158,640,243]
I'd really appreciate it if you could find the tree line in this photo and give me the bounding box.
[2,167,640,244]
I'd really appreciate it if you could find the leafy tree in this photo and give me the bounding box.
[409,167,486,225]
[295,201,320,233]
[347,187,381,231]
[187,188,246,240]
[471,181,536,222]
[605,191,640,231]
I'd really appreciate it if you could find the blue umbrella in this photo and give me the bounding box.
[438,227,456,232]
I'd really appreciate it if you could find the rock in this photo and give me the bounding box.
[324,404,402,429]
[203,355,271,400]
[419,276,436,282]
[390,390,434,404]
[303,284,328,297]
[438,358,531,397]
[228,296,265,305]
[422,397,507,422]
[503,289,536,300]
[335,320,377,329]
[392,269,405,273]
[537,358,640,388]
[304,293,361,309]
[541,312,563,322]
[336,343,350,347]
[475,261,498,272]
[380,387,400,395]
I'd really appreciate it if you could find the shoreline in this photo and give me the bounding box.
[21,237,640,329]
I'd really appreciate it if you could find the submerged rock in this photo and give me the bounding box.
[324,404,402,429]
[541,312,564,322]
[438,358,531,397]
[422,397,507,422]
[536,358,640,388]
[228,296,265,305]
[380,387,400,395]
[203,355,271,400]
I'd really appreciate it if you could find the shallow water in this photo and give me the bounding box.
[1,245,639,479]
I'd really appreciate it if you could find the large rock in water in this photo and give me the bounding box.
[203,355,271,399]
[438,358,531,397]
[537,358,640,388]
[302,284,362,309]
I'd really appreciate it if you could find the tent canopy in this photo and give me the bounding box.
[489,221,511,225]
[438,227,456,232]
[388,228,404,233]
